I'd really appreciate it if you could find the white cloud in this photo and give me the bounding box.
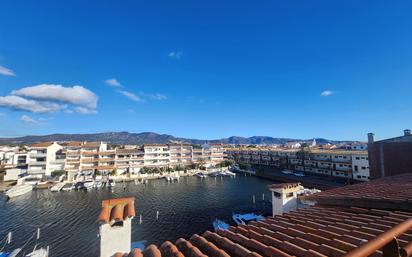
[12,84,98,109]
[119,90,141,102]
[0,95,63,113]
[140,93,167,100]
[168,51,182,60]
[0,65,16,76]
[20,115,38,124]
[75,106,98,114]
[104,78,122,88]
[320,90,334,97]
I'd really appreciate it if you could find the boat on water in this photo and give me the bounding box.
[25,247,48,257]
[94,180,103,188]
[5,184,33,198]
[232,213,264,225]
[195,172,207,178]
[83,180,94,190]
[212,219,229,232]
[0,249,22,257]
[50,182,65,192]
[165,175,180,182]
[0,230,49,257]
[61,183,73,191]
[224,171,236,177]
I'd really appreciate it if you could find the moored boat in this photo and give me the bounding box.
[195,172,207,178]
[50,182,65,192]
[5,184,33,198]
[83,180,94,190]
[212,219,229,232]
[232,212,264,225]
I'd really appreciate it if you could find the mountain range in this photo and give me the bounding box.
[0,132,353,145]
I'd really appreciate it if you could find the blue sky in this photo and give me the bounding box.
[0,1,411,141]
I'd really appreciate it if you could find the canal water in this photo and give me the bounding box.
[0,175,274,257]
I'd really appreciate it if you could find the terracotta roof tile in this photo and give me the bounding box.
[31,141,54,148]
[97,197,135,225]
[305,174,412,211]
[103,175,412,257]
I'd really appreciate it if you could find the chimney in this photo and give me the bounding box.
[268,183,300,216]
[404,129,411,136]
[367,133,375,144]
[98,197,135,257]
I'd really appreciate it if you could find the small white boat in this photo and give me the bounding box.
[6,184,33,198]
[196,172,207,178]
[83,180,94,190]
[94,180,102,188]
[61,183,73,191]
[0,248,22,257]
[50,182,65,192]
[25,247,48,257]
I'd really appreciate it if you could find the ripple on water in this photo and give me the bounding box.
[0,176,274,257]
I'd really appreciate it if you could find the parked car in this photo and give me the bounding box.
[281,170,293,175]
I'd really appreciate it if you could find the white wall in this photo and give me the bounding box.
[352,154,370,181]
[100,219,131,257]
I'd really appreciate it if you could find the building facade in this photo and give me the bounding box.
[28,142,64,176]
[226,147,370,181]
[368,129,412,179]
[62,142,225,179]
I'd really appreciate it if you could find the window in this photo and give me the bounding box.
[286,192,294,198]
[273,192,281,198]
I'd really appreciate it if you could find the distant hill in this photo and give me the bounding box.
[0,131,352,145]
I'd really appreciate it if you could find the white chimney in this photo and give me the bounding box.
[268,183,300,216]
[98,197,135,257]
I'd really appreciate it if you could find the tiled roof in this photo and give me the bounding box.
[268,182,300,190]
[83,141,102,148]
[115,205,412,257]
[31,141,54,148]
[97,197,135,225]
[305,173,412,211]
[65,141,83,147]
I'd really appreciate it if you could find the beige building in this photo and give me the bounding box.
[226,147,370,181]
[115,148,144,175]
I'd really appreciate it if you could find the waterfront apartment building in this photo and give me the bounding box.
[368,129,412,179]
[28,142,64,176]
[62,142,225,179]
[115,148,145,174]
[0,146,28,168]
[64,141,115,180]
[226,147,370,181]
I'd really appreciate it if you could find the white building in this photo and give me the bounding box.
[143,144,171,168]
[351,153,370,181]
[28,142,63,176]
[0,146,28,168]
[115,148,144,175]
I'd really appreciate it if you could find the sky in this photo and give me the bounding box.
[0,1,411,141]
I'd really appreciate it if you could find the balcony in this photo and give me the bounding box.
[29,161,47,166]
[29,152,47,158]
